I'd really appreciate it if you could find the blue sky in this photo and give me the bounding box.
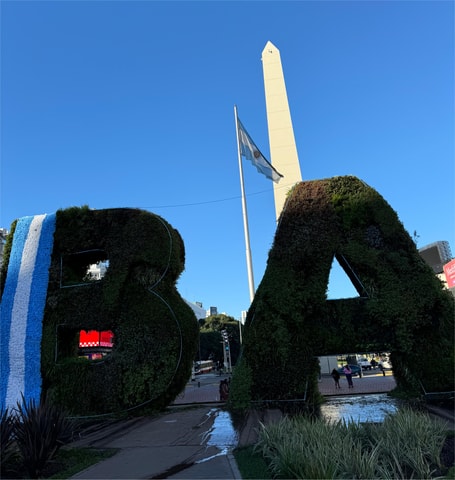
[1,1,454,320]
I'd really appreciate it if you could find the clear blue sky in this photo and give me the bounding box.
[2,1,454,319]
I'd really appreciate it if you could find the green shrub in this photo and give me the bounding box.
[39,207,199,415]
[255,408,450,479]
[239,177,454,406]
[227,359,252,413]
[13,395,73,478]
[0,407,19,476]
[377,408,447,479]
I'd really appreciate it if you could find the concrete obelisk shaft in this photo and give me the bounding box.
[262,41,302,221]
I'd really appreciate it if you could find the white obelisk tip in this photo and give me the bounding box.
[261,41,302,221]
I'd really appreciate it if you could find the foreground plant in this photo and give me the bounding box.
[376,408,447,479]
[255,408,450,479]
[13,394,73,478]
[1,407,19,476]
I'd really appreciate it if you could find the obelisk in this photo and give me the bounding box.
[262,41,302,221]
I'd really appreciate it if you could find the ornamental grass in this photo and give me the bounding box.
[255,408,450,479]
[2,395,73,479]
[0,407,19,475]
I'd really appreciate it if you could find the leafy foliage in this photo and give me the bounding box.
[37,207,199,415]
[255,408,451,479]
[10,395,73,479]
[0,407,18,476]
[198,314,241,366]
[227,359,253,413]
[0,219,17,295]
[234,176,454,407]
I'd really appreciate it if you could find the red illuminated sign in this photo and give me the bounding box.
[79,330,114,348]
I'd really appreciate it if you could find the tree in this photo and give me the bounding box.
[197,314,241,367]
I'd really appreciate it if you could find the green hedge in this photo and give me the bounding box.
[3,207,199,415]
[232,176,454,408]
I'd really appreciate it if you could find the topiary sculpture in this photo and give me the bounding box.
[1,207,199,415]
[234,176,454,407]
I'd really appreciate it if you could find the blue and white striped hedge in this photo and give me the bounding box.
[1,213,56,409]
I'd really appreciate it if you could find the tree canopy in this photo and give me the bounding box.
[197,314,241,367]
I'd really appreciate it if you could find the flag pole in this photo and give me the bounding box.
[234,105,255,303]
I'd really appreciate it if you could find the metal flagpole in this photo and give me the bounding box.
[234,105,255,303]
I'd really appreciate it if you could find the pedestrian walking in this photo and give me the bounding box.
[331,368,341,389]
[343,365,354,388]
[219,379,229,401]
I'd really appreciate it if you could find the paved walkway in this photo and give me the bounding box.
[69,407,242,479]
[172,371,397,405]
[68,372,454,479]
[318,370,396,396]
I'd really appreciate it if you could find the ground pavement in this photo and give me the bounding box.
[318,370,396,396]
[172,370,397,405]
[69,406,242,479]
[68,371,453,479]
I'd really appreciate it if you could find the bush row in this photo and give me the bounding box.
[255,408,453,479]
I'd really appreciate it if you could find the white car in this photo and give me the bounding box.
[378,359,392,370]
[358,358,373,370]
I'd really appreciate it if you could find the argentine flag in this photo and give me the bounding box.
[237,118,283,183]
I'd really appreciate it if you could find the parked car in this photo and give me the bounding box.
[337,364,362,377]
[357,357,373,370]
